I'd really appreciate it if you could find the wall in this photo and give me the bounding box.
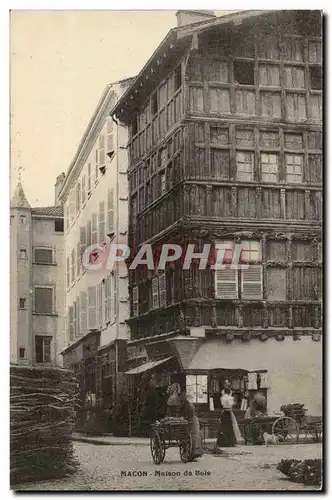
[10,208,33,364]
[32,216,65,365]
[203,336,322,415]
[63,82,130,352]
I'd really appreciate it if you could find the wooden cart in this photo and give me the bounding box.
[150,420,192,464]
[239,415,299,445]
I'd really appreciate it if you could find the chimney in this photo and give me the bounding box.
[176,10,216,28]
[54,172,66,206]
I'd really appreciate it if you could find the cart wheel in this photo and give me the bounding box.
[179,434,192,463]
[150,431,165,464]
[272,416,299,444]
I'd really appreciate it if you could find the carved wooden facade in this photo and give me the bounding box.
[115,11,322,343]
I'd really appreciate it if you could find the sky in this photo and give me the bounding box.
[10,9,234,207]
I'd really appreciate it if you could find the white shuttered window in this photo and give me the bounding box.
[215,268,238,299]
[88,286,97,330]
[241,265,263,299]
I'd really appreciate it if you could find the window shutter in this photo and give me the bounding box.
[80,226,87,267]
[76,294,80,337]
[88,163,92,193]
[99,201,105,242]
[215,268,238,299]
[87,220,92,247]
[241,265,263,299]
[66,256,70,289]
[92,213,98,244]
[104,278,109,323]
[112,272,117,322]
[76,182,81,213]
[99,134,106,166]
[151,277,159,309]
[132,286,139,316]
[68,306,74,341]
[76,242,81,276]
[97,283,103,328]
[88,286,97,330]
[81,175,86,205]
[80,291,87,334]
[73,300,77,338]
[71,249,75,284]
[159,274,167,308]
[107,188,114,234]
[107,117,114,155]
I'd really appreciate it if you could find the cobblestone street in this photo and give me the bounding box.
[14,442,322,491]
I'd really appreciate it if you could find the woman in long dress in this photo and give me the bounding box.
[178,391,204,460]
[216,387,243,448]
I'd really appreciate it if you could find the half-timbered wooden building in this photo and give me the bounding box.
[113,10,323,435]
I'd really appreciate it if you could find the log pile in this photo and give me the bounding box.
[10,364,80,485]
[277,459,322,487]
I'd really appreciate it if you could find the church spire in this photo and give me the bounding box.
[11,153,31,209]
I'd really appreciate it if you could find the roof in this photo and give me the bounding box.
[31,205,64,217]
[113,10,272,120]
[10,181,31,209]
[59,77,135,201]
[125,356,174,375]
[188,339,268,371]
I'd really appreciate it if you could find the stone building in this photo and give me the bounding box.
[112,10,323,435]
[59,78,133,432]
[10,175,66,366]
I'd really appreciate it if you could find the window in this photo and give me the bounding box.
[76,182,81,213]
[241,265,263,299]
[71,249,75,284]
[236,129,254,147]
[87,163,92,193]
[88,286,97,330]
[132,286,139,316]
[132,115,138,136]
[19,348,25,359]
[19,298,26,309]
[310,66,322,90]
[107,188,114,235]
[261,153,278,183]
[20,215,26,225]
[234,61,254,85]
[215,268,238,299]
[54,219,64,232]
[160,171,166,195]
[99,201,105,242]
[152,93,158,115]
[236,152,254,181]
[286,154,303,184]
[260,131,279,148]
[240,241,261,263]
[92,213,98,244]
[34,247,53,264]
[284,66,305,88]
[19,249,27,260]
[99,134,106,166]
[151,277,159,309]
[34,286,53,314]
[174,65,182,91]
[214,241,263,300]
[284,133,303,151]
[35,336,51,363]
[81,175,86,206]
[186,374,208,404]
[259,65,280,86]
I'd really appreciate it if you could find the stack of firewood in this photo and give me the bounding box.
[10,364,80,485]
[277,459,322,487]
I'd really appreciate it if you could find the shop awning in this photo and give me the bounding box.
[125,356,174,375]
[187,340,267,372]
